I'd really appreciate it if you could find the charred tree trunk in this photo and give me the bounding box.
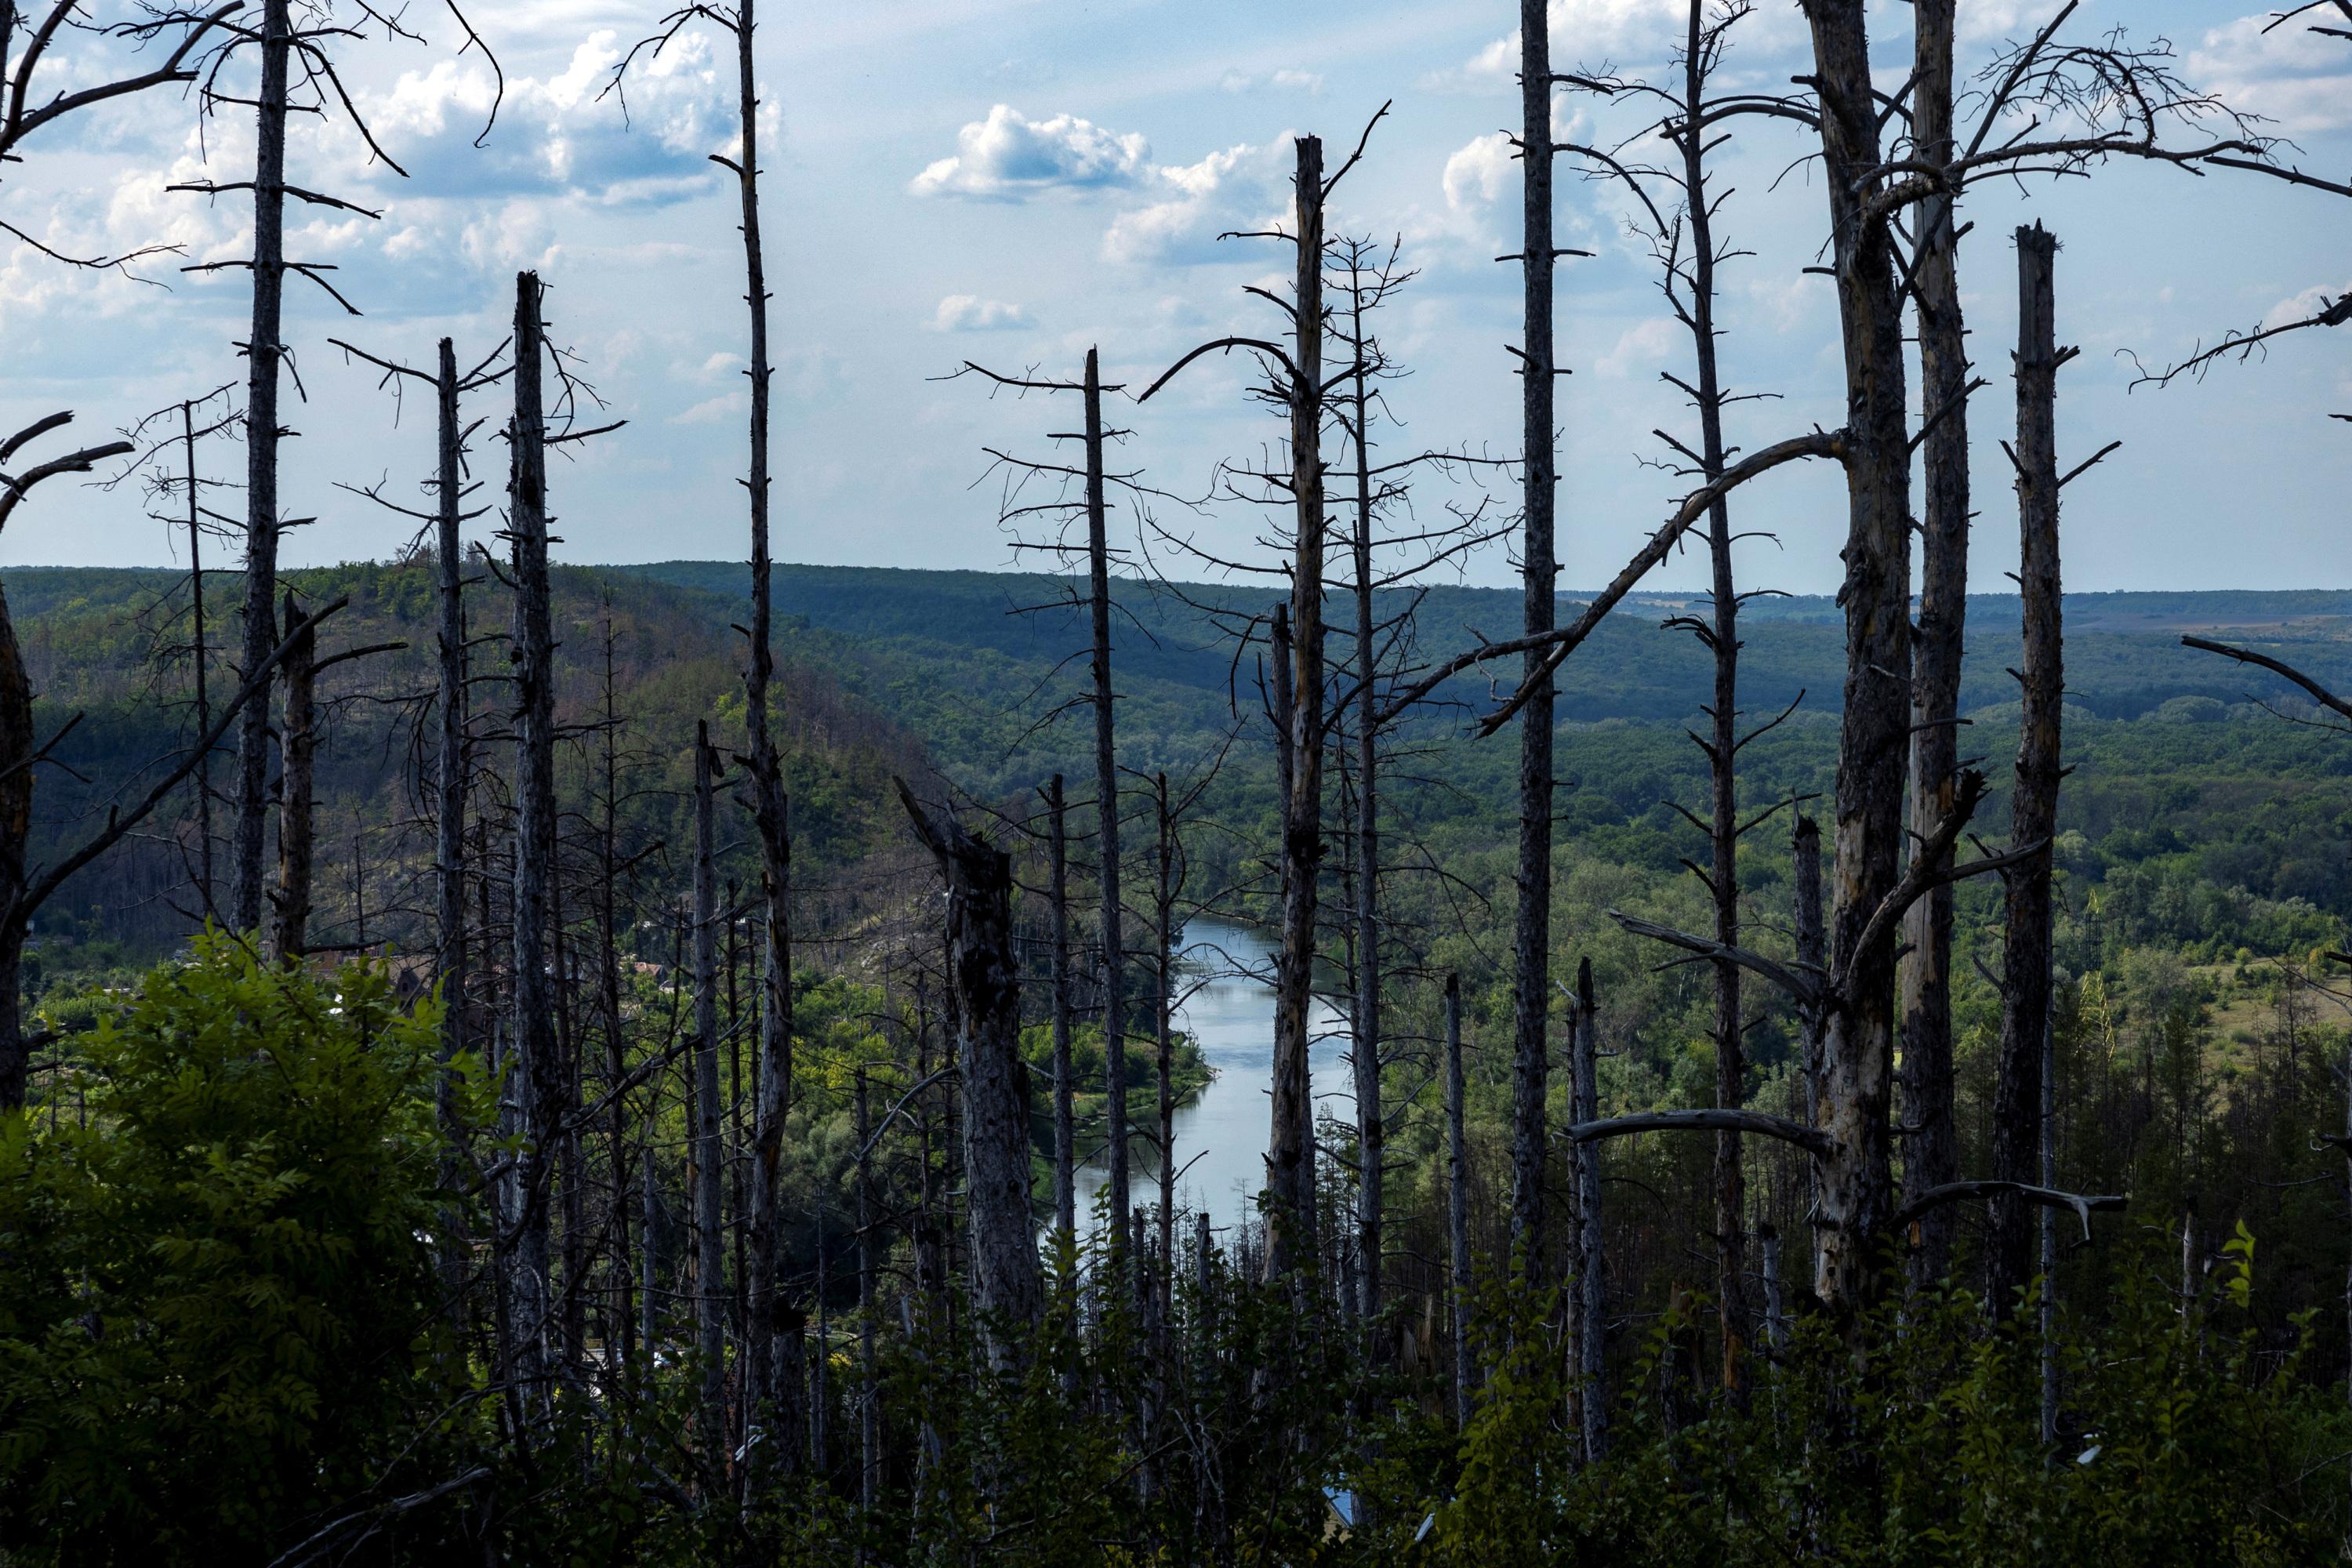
[1046,773,1077,1250]
[1265,135,1327,1281]
[1990,223,2064,1316]
[230,0,291,933]
[1900,0,1969,1294]
[1509,0,1559,1281]
[1083,345,1131,1271]
[901,786,1044,1370]
[1446,973,1474,1428]
[506,269,559,1403]
[1804,0,1913,1315]
[692,721,728,1459]
[267,589,314,965]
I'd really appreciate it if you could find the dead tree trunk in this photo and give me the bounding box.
[1572,958,1606,1461]
[1265,134,1327,1281]
[692,721,728,1458]
[684,0,805,1465]
[899,782,1045,1370]
[267,588,314,964]
[506,269,559,1403]
[1664,0,1748,1387]
[1508,0,1559,1281]
[1347,294,1384,1330]
[595,597,630,1364]
[1806,0,1914,1315]
[1446,972,1473,1428]
[230,0,290,933]
[180,401,217,917]
[1990,223,2064,1316]
[1795,812,1827,1219]
[1153,771,1177,1323]
[1046,773,1077,1250]
[1900,0,1969,1295]
[1083,345,1132,1272]
[432,337,471,1308]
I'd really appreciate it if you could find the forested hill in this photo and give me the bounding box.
[10,561,933,961]
[16,559,2352,975]
[623,560,2352,732]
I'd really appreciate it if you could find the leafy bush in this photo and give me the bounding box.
[0,935,477,1563]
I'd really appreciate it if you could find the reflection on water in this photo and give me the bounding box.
[1073,918,1354,1240]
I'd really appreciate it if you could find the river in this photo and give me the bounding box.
[1072,917,1356,1242]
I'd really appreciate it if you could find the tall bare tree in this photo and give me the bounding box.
[1989,223,2074,1315]
[607,4,798,1450]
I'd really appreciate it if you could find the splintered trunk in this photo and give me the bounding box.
[1083,345,1131,1269]
[1509,0,1559,1280]
[1900,0,1968,1294]
[692,723,728,1458]
[432,338,470,1309]
[1446,974,1474,1428]
[230,0,291,933]
[1805,0,1913,1315]
[506,269,560,1400]
[731,0,802,1457]
[1990,223,2064,1315]
[1046,775,1077,1248]
[1265,134,1327,1282]
[855,1075,880,1525]
[907,797,1044,1368]
[267,590,314,965]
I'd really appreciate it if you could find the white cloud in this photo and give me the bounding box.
[365,31,738,206]
[1595,315,1678,378]
[909,105,1149,200]
[1443,132,1515,211]
[2191,13,2352,133]
[1220,67,1324,94]
[1103,138,1294,265]
[1429,0,1799,90]
[931,293,1032,331]
[2263,279,2352,332]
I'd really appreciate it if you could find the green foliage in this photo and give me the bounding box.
[0,935,477,1562]
[1432,1261,2349,1568]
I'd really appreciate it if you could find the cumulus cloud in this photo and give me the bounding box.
[1103,138,1293,265]
[2191,13,2352,133]
[365,31,739,206]
[931,293,1032,331]
[1443,132,1515,211]
[1429,0,1798,89]
[910,105,1149,200]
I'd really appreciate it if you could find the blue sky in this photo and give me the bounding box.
[2,0,2346,595]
